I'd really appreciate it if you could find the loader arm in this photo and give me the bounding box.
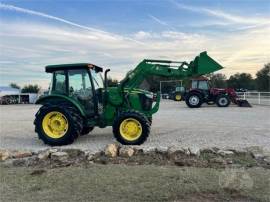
[120,51,223,89]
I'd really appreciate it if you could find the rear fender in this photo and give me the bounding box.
[188,89,204,97]
[35,95,86,117]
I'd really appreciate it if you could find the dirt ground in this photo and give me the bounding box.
[0,101,269,152]
[1,163,270,202]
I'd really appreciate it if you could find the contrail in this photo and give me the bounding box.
[0,3,107,33]
[0,3,145,45]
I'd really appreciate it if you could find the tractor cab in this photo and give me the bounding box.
[46,63,105,117]
[191,77,210,91]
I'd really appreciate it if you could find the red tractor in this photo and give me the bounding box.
[185,77,251,108]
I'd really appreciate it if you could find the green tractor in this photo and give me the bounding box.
[34,52,223,146]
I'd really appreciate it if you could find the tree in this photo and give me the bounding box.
[208,73,227,88]
[227,73,255,90]
[21,84,40,93]
[9,83,20,89]
[107,77,119,87]
[255,63,270,91]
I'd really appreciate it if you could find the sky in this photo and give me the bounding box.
[0,0,270,88]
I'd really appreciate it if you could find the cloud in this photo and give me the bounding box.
[0,3,145,45]
[172,1,270,26]
[0,3,109,34]
[133,31,153,40]
[1,20,269,88]
[0,3,269,88]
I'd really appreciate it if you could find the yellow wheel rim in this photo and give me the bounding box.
[120,118,142,141]
[42,111,69,139]
[175,95,181,101]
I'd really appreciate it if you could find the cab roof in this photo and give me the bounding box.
[45,63,103,73]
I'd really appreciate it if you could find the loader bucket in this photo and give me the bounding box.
[237,99,252,107]
[189,51,223,75]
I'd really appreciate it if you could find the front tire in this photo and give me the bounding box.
[34,103,82,146]
[185,92,203,108]
[216,94,230,107]
[174,94,182,101]
[113,111,150,145]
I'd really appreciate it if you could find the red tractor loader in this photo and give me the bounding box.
[185,77,251,108]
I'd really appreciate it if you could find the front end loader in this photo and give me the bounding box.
[34,51,223,146]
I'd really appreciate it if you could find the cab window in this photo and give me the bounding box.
[198,81,209,90]
[53,71,67,94]
[191,81,198,89]
[90,69,104,90]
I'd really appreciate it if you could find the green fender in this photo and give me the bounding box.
[35,94,87,117]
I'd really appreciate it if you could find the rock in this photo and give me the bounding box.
[217,150,234,156]
[119,147,135,157]
[143,147,156,154]
[230,148,247,155]
[263,156,270,164]
[209,157,226,165]
[12,159,27,166]
[247,146,265,160]
[83,150,95,161]
[87,154,94,161]
[155,146,168,154]
[51,151,68,162]
[62,149,82,158]
[168,146,185,155]
[0,150,11,161]
[25,156,39,167]
[167,146,186,160]
[94,156,108,164]
[200,148,217,154]
[12,151,32,159]
[189,147,200,156]
[38,150,50,160]
[104,144,118,157]
[227,160,233,164]
[48,148,58,154]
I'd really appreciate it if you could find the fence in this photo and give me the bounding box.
[236,92,270,106]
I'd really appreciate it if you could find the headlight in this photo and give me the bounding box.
[145,93,154,99]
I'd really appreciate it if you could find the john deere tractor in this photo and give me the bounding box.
[34,51,223,146]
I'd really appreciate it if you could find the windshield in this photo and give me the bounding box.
[90,69,104,90]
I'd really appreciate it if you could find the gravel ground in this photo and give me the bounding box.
[0,101,269,152]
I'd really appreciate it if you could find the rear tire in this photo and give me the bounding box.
[148,117,152,125]
[113,111,150,145]
[216,94,230,107]
[185,92,203,108]
[34,103,83,146]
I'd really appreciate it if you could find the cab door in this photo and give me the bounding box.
[89,69,104,116]
[68,69,96,117]
[198,80,210,99]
